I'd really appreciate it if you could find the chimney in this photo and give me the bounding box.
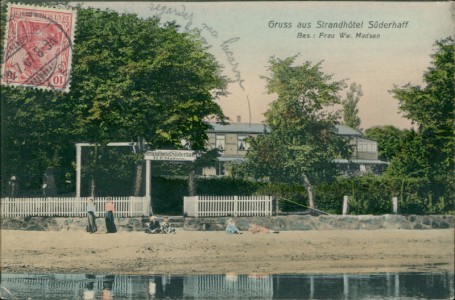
[236,115,241,123]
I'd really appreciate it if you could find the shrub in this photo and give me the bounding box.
[151,174,454,215]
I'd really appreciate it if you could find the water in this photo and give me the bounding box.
[0,272,453,299]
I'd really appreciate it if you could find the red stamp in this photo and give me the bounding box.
[1,4,76,92]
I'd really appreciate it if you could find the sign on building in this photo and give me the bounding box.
[144,150,198,161]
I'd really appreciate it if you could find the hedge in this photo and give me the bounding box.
[150,175,453,216]
[314,175,453,215]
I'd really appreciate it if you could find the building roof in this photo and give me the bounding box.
[335,124,363,136]
[207,122,268,134]
[208,122,362,137]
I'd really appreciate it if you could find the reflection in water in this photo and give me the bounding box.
[102,275,114,300]
[84,274,96,300]
[0,272,453,299]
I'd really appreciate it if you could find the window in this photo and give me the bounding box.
[237,134,250,151]
[215,134,225,150]
[357,141,377,153]
[216,162,225,176]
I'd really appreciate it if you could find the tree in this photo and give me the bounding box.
[342,82,362,130]
[71,9,227,195]
[389,37,454,179]
[386,130,428,178]
[0,88,76,195]
[235,56,351,208]
[1,6,227,196]
[364,125,407,162]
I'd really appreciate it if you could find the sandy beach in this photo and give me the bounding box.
[1,229,453,275]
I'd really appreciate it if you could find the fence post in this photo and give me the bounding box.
[268,196,272,216]
[129,196,134,217]
[233,196,238,217]
[194,196,199,218]
[342,195,349,215]
[3,197,8,218]
[142,196,148,217]
[392,196,399,214]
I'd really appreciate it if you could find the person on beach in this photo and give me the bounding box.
[160,217,176,234]
[248,223,279,234]
[145,216,161,234]
[104,197,117,233]
[86,198,97,234]
[225,218,242,234]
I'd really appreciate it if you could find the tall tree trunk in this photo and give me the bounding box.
[188,169,196,196]
[133,161,144,196]
[132,137,145,196]
[302,173,315,209]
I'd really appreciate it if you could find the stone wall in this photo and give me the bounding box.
[0,216,150,232]
[1,215,453,231]
[183,214,454,231]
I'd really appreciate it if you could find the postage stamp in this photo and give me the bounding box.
[1,3,76,92]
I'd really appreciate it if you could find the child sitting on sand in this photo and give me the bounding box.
[160,217,176,234]
[225,218,242,234]
[145,216,161,234]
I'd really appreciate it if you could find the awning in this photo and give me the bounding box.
[333,159,389,165]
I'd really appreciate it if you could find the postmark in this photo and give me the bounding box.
[1,3,76,92]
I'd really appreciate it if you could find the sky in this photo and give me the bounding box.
[78,1,453,130]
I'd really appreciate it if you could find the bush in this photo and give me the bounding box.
[255,183,308,212]
[151,174,454,216]
[316,175,454,215]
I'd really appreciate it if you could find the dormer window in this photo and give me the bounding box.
[358,141,377,153]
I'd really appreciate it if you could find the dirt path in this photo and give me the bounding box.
[1,229,453,275]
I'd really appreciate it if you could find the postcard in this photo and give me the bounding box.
[1,2,453,299]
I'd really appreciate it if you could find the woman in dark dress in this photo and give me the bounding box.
[86,198,97,233]
[104,197,117,233]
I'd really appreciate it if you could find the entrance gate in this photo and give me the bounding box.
[75,144,198,216]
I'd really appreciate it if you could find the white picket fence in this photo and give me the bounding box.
[0,196,149,218]
[183,274,273,299]
[184,195,273,217]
